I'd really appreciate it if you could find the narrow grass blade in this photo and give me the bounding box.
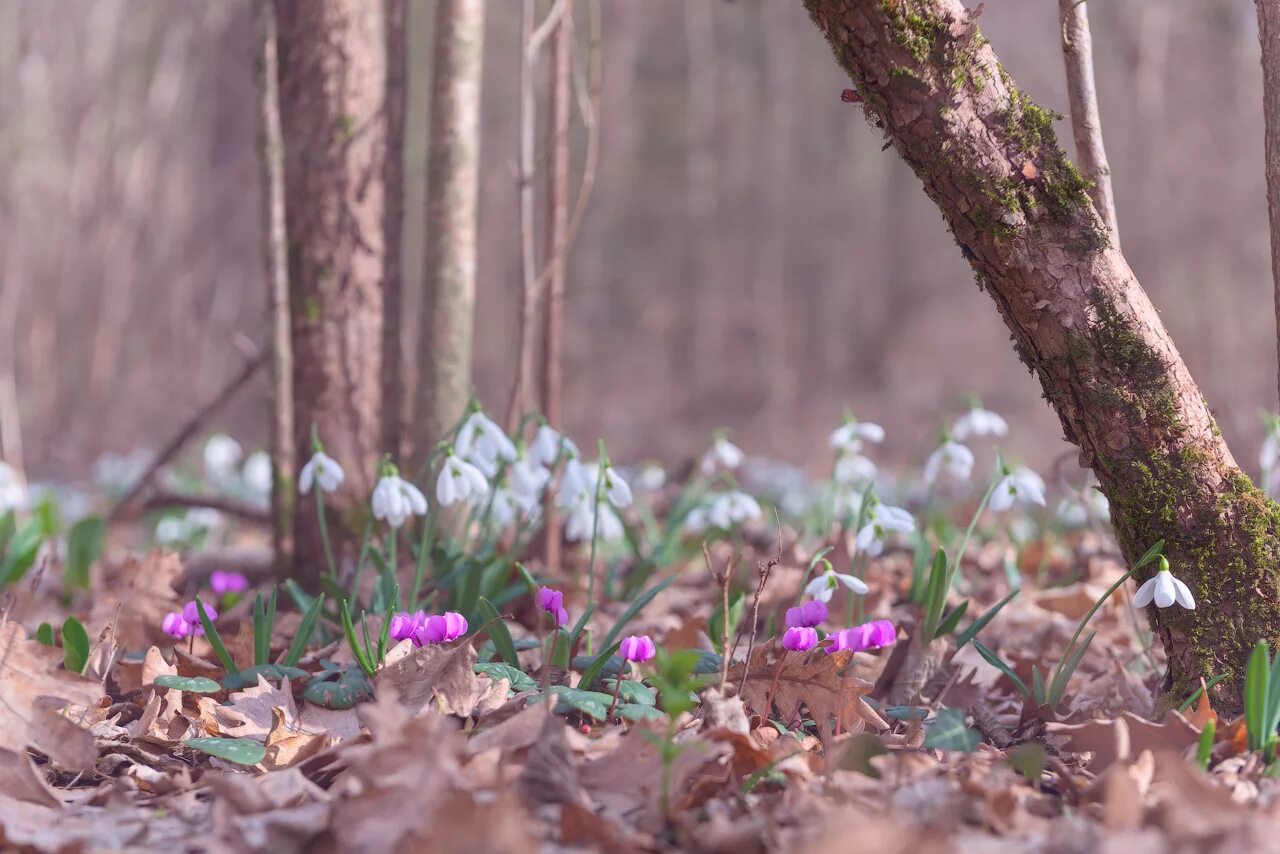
[478,597,520,666]
[284,593,325,667]
[955,588,1020,650]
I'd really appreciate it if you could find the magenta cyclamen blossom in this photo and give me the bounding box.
[413,611,469,646]
[209,571,250,595]
[162,612,192,640]
[784,600,828,629]
[781,626,819,653]
[388,612,420,642]
[181,599,217,636]
[827,620,896,654]
[537,586,569,627]
[619,635,657,663]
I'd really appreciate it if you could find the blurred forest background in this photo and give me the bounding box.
[0,0,1268,482]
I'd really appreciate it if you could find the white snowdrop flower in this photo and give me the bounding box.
[436,453,490,507]
[509,456,550,499]
[155,515,197,545]
[0,461,28,513]
[989,466,1046,512]
[603,464,633,508]
[1056,498,1089,528]
[683,505,710,534]
[855,503,916,557]
[557,458,594,509]
[1058,485,1110,527]
[707,495,734,530]
[724,490,763,524]
[299,451,345,495]
[924,441,974,486]
[456,411,517,467]
[203,434,243,479]
[633,463,667,492]
[804,565,869,603]
[1087,488,1110,520]
[699,435,745,475]
[529,424,563,467]
[834,453,878,486]
[1132,558,1195,610]
[829,418,886,454]
[951,407,1009,441]
[186,507,224,533]
[565,497,625,543]
[372,473,428,528]
[242,451,272,497]
[833,488,866,521]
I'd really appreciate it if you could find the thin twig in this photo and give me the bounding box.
[703,542,737,693]
[736,513,784,695]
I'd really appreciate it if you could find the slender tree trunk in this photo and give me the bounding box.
[805,0,1280,713]
[258,0,294,572]
[508,0,539,431]
[1059,0,1119,248]
[382,0,407,460]
[1258,0,1280,411]
[415,0,485,455]
[275,0,387,586]
[539,4,572,430]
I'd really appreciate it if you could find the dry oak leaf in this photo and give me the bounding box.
[0,621,102,771]
[88,549,184,650]
[1046,710,1200,772]
[727,644,888,742]
[375,640,507,718]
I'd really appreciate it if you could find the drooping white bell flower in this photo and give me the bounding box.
[988,466,1046,512]
[855,503,916,557]
[1132,558,1195,610]
[683,505,710,534]
[372,471,428,528]
[951,406,1009,441]
[203,434,243,480]
[633,463,667,492]
[699,434,745,475]
[1057,483,1110,527]
[436,452,490,507]
[603,464,633,508]
[565,496,624,543]
[834,453,878,486]
[508,456,550,500]
[804,564,869,603]
[557,458,595,509]
[0,461,29,513]
[455,410,517,468]
[242,451,273,497]
[924,440,974,486]
[829,418,886,454]
[529,424,573,467]
[299,451,345,494]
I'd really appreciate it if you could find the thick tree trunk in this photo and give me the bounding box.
[804,0,1280,713]
[275,0,387,586]
[257,0,295,573]
[415,0,485,454]
[382,0,407,461]
[1258,0,1280,411]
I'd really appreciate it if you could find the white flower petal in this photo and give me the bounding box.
[835,572,869,594]
[1153,571,1176,608]
[1172,576,1196,610]
[1132,575,1157,608]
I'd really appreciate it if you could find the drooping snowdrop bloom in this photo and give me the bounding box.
[529,424,564,467]
[619,635,657,663]
[827,620,896,653]
[242,451,273,498]
[988,466,1046,512]
[556,458,594,509]
[509,455,550,500]
[699,434,745,475]
[1057,484,1110,527]
[1132,557,1195,610]
[372,470,428,528]
[924,440,975,486]
[537,587,569,627]
[834,453,878,487]
[436,451,490,507]
[414,611,469,645]
[603,464,633,509]
[951,406,1008,441]
[710,490,764,529]
[855,503,916,557]
[805,564,869,604]
[161,612,192,640]
[683,505,710,534]
[785,600,828,629]
[829,417,886,454]
[299,451,345,494]
[455,410,517,468]
[210,571,250,596]
[203,434,243,480]
[633,463,667,492]
[0,461,29,514]
[781,626,819,653]
[565,497,624,543]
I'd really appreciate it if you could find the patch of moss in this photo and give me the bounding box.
[880,0,945,64]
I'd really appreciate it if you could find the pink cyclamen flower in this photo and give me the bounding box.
[209,571,250,595]
[785,600,828,629]
[619,635,657,663]
[388,612,420,642]
[162,612,192,640]
[827,620,896,654]
[537,586,569,627]
[413,611,469,646]
[781,626,819,653]
[182,599,217,636]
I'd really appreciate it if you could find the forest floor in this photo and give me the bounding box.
[1,454,1277,854]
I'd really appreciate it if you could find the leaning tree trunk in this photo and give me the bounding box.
[414,0,485,456]
[1258,0,1280,412]
[275,0,387,586]
[804,0,1280,713]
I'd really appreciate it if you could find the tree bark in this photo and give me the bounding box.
[415,0,485,455]
[1258,0,1280,412]
[538,3,572,431]
[804,0,1280,713]
[1059,0,1119,248]
[274,0,387,586]
[257,0,294,572]
[382,0,407,461]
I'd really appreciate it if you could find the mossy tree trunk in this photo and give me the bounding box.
[804,0,1280,713]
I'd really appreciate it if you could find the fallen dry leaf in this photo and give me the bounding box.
[375,641,507,718]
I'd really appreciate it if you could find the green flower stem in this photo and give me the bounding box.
[409,511,437,609]
[586,462,605,610]
[315,489,337,581]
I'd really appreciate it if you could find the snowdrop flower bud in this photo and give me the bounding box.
[529,424,568,467]
[210,571,250,596]
[372,468,429,528]
[988,466,1046,512]
[619,635,657,663]
[785,600,828,629]
[603,464,633,509]
[456,410,517,466]
[436,451,490,507]
[242,451,273,498]
[203,434,243,480]
[699,433,745,475]
[162,612,192,640]
[829,417,886,454]
[1133,556,1195,610]
[804,563,869,603]
[781,626,819,653]
[835,453,878,487]
[951,405,1008,441]
[924,440,975,486]
[414,611,469,645]
[537,587,569,627]
[299,451,345,494]
[855,503,916,557]
[827,620,896,653]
